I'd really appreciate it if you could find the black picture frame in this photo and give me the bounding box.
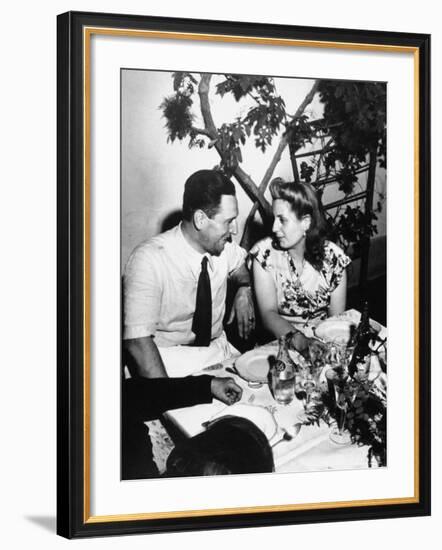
[57,10,431,539]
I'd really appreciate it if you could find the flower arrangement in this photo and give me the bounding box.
[297,340,387,467]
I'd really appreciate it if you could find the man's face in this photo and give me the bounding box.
[200,195,239,256]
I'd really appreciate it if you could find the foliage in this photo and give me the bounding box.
[217,75,286,154]
[300,161,314,183]
[298,81,386,253]
[216,74,272,101]
[318,372,387,467]
[214,121,242,172]
[159,72,386,253]
[286,114,315,151]
[320,82,386,157]
[160,93,194,143]
[311,81,386,195]
[300,346,387,468]
[328,206,379,256]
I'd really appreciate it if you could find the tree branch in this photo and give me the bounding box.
[240,80,321,246]
[258,79,320,193]
[190,126,213,138]
[198,73,271,218]
[198,74,218,138]
[295,138,335,159]
[233,167,272,219]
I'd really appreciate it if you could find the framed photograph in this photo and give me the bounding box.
[57,10,431,538]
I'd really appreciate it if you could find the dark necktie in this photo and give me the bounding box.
[191,256,212,346]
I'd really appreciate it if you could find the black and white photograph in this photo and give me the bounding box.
[1,0,436,544]
[121,69,388,481]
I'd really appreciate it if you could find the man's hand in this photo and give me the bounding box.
[211,377,243,405]
[227,286,255,339]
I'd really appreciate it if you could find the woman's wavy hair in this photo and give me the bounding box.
[269,178,328,271]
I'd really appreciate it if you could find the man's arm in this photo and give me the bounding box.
[123,375,243,421]
[228,263,255,339]
[229,261,250,287]
[124,336,168,378]
[123,375,212,420]
[123,244,167,378]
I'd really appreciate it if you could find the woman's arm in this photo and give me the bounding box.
[253,258,293,338]
[328,270,347,316]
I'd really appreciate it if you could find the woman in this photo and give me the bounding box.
[251,178,351,340]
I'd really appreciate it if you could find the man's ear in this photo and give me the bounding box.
[193,209,207,231]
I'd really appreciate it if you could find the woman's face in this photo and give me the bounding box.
[272,199,310,250]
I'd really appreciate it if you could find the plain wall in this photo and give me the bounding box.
[0,1,439,549]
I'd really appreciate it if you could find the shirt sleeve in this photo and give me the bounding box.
[123,244,163,340]
[123,375,214,421]
[325,241,352,292]
[224,241,247,275]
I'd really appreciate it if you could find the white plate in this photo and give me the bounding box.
[235,346,305,383]
[208,403,278,440]
[314,319,356,345]
[234,349,273,383]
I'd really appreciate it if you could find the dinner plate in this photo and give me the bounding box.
[314,319,356,345]
[207,403,278,441]
[234,347,306,383]
[234,349,273,383]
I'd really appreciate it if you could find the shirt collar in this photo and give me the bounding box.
[177,223,214,271]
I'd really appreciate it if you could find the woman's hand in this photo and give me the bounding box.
[288,330,310,358]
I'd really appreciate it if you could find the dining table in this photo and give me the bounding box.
[162,309,387,474]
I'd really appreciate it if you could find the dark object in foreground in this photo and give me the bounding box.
[122,375,214,480]
[166,416,274,477]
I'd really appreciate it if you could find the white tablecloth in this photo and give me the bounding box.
[163,310,386,473]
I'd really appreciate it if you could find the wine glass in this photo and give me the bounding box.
[328,388,351,445]
[296,338,329,423]
[326,343,354,445]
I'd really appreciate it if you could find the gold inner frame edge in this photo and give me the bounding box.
[82,26,421,524]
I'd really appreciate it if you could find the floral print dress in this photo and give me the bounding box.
[250,237,351,326]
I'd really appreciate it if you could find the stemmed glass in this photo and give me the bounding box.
[326,343,354,445]
[296,338,329,423]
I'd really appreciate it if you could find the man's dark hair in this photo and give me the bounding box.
[166,417,274,477]
[182,169,236,221]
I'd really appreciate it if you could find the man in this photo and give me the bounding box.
[123,169,255,378]
[122,374,242,479]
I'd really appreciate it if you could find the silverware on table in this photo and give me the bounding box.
[271,423,302,448]
[202,362,224,371]
[225,365,240,376]
[225,365,263,387]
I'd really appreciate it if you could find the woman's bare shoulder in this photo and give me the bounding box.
[249,237,278,270]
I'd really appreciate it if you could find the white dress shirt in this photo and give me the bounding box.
[123,223,247,349]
